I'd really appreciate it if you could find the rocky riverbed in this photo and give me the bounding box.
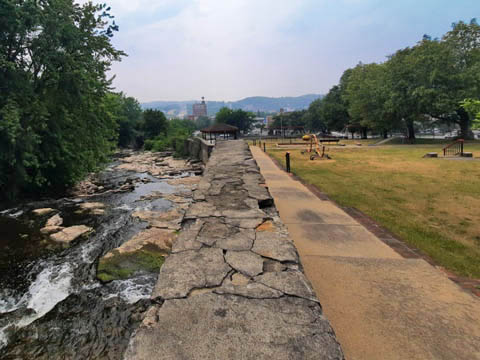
[0,150,202,359]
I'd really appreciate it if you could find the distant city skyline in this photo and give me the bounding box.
[78,0,479,102]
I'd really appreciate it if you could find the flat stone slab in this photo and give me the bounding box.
[132,209,184,230]
[49,225,92,244]
[45,214,63,227]
[152,248,231,299]
[171,219,204,253]
[255,271,318,302]
[215,279,284,299]
[225,250,263,277]
[103,228,175,258]
[32,208,55,216]
[125,293,343,360]
[252,231,299,263]
[185,202,221,218]
[214,228,255,250]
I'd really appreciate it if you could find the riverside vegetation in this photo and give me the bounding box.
[0,0,198,203]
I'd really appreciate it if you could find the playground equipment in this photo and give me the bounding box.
[301,134,331,160]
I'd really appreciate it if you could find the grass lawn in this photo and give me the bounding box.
[266,141,480,278]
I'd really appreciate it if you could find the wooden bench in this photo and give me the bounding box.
[318,139,341,144]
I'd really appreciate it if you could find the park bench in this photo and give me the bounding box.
[318,139,341,144]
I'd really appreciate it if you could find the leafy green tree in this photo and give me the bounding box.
[384,20,480,139]
[143,109,168,139]
[461,99,480,129]
[144,119,195,156]
[215,107,233,124]
[304,69,351,134]
[196,116,212,130]
[271,110,308,134]
[344,62,399,138]
[104,92,142,147]
[215,107,254,133]
[0,0,124,199]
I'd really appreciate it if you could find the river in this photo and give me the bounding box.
[0,151,200,359]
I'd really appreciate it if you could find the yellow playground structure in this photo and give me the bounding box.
[301,134,331,160]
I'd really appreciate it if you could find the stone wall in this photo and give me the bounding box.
[185,137,214,164]
[125,140,344,359]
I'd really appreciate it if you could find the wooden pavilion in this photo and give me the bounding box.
[200,123,239,141]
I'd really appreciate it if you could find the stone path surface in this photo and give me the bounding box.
[125,140,344,360]
[250,145,480,360]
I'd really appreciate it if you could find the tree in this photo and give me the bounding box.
[143,109,168,139]
[271,110,308,135]
[440,19,480,138]
[104,92,142,148]
[0,0,124,199]
[215,107,233,124]
[215,107,254,133]
[461,99,480,129]
[196,116,212,130]
[344,62,399,138]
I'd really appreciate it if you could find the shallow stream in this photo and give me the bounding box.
[0,156,190,359]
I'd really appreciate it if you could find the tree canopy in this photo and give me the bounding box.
[0,0,124,200]
[215,107,254,133]
[302,19,480,140]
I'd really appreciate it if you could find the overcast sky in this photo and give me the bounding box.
[79,0,478,102]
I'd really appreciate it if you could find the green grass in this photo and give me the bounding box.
[97,248,165,282]
[267,141,480,278]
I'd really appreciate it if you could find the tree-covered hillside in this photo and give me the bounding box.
[141,94,323,117]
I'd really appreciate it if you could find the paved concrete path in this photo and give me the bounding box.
[250,145,480,360]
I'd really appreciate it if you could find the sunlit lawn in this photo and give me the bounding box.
[267,141,480,278]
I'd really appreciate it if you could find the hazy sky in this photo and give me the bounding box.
[79,0,479,102]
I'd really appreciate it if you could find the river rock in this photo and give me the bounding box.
[77,202,105,215]
[167,177,201,187]
[50,225,93,244]
[32,208,55,216]
[132,209,183,230]
[45,214,63,227]
[103,228,176,259]
[40,225,64,235]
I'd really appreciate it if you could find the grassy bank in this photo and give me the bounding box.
[266,141,480,278]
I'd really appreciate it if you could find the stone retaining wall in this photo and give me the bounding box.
[185,137,215,164]
[125,140,344,359]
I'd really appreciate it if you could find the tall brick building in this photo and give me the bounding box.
[192,97,207,118]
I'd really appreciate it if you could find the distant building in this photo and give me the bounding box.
[266,116,274,128]
[192,97,207,119]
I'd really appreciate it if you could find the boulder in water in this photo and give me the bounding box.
[32,208,55,216]
[49,225,93,244]
[45,214,63,227]
[76,202,105,215]
[40,226,64,235]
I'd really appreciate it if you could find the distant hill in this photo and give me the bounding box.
[141,94,323,118]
